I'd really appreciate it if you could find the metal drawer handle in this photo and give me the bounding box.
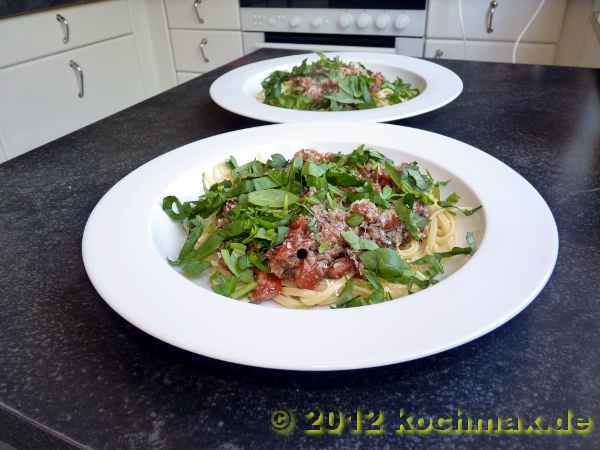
[193,0,205,24]
[199,38,209,63]
[487,0,498,34]
[69,60,84,98]
[56,14,70,44]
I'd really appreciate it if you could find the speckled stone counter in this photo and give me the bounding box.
[0,49,599,449]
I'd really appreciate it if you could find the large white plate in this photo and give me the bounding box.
[82,124,558,371]
[210,52,463,123]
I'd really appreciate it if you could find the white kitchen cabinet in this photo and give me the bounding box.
[425,39,556,65]
[176,71,203,84]
[170,30,244,72]
[0,140,6,164]
[164,0,240,30]
[0,0,132,69]
[0,36,144,160]
[427,0,567,43]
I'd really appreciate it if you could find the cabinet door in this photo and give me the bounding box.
[170,30,243,72]
[427,0,567,43]
[164,0,240,30]
[0,0,132,68]
[176,72,203,85]
[0,36,144,160]
[425,39,556,65]
[0,139,6,164]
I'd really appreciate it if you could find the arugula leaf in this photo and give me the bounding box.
[341,230,379,250]
[251,176,280,191]
[248,189,299,208]
[189,233,224,261]
[274,226,289,246]
[438,192,460,208]
[346,213,363,227]
[210,271,237,297]
[169,222,204,266]
[395,201,430,240]
[181,259,211,277]
[162,196,190,221]
[267,153,288,168]
[248,252,269,272]
[323,90,364,105]
[335,279,357,306]
[384,161,434,203]
[360,248,413,283]
[232,281,258,299]
[326,166,362,186]
[461,205,483,216]
[434,246,473,259]
[220,249,240,277]
[235,160,266,179]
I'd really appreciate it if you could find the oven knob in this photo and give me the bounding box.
[268,16,277,26]
[356,13,372,29]
[311,17,323,28]
[289,16,301,28]
[375,14,391,29]
[394,14,411,30]
[338,13,354,29]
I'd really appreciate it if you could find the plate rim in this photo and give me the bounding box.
[82,123,558,371]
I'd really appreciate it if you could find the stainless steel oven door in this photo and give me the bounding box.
[242,32,423,56]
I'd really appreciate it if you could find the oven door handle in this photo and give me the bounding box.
[251,42,395,53]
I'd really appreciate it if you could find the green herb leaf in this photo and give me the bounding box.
[220,249,240,277]
[360,248,412,283]
[439,192,460,208]
[267,153,288,168]
[346,213,363,227]
[181,259,211,277]
[248,189,299,208]
[162,196,190,221]
[341,230,379,251]
[189,233,224,261]
[210,271,237,297]
[395,201,430,240]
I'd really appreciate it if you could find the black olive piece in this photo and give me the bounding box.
[296,248,308,259]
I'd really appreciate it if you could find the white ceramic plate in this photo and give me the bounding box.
[82,123,558,371]
[210,52,463,123]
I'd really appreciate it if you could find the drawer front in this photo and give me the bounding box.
[177,72,203,84]
[0,36,144,159]
[165,0,240,30]
[0,0,132,68]
[425,39,556,65]
[171,30,243,72]
[427,0,567,43]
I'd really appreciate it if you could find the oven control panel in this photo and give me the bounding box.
[241,9,426,37]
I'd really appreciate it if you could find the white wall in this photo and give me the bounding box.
[556,0,600,68]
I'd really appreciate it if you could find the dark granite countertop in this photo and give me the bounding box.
[1,49,599,449]
[0,0,101,19]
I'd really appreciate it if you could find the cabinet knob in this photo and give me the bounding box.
[434,49,444,59]
[199,38,209,63]
[193,0,205,24]
[487,0,498,34]
[69,60,84,98]
[56,14,69,44]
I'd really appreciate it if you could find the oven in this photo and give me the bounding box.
[240,0,427,57]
